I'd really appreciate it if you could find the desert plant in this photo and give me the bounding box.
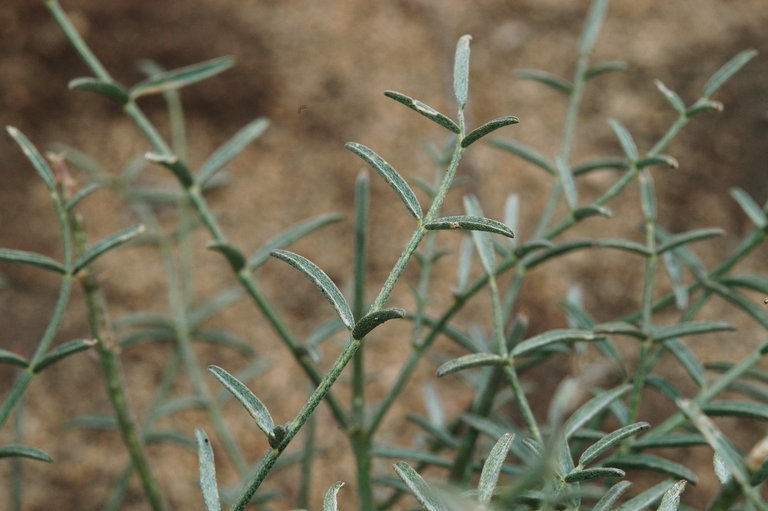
[2,1,767,510]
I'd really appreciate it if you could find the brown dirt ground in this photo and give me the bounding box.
[1,1,768,510]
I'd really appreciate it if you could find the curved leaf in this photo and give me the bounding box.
[478,433,515,504]
[596,239,651,257]
[425,215,514,239]
[657,480,686,511]
[608,119,638,161]
[610,455,698,483]
[512,329,596,358]
[703,400,768,421]
[394,461,445,511]
[207,241,246,272]
[436,353,507,377]
[0,445,53,462]
[208,365,274,436]
[586,60,628,79]
[68,77,129,104]
[130,56,234,99]
[383,91,459,134]
[564,385,632,439]
[579,422,650,467]
[730,188,767,229]
[0,349,28,368]
[702,49,758,98]
[593,480,632,511]
[487,138,555,175]
[33,339,96,373]
[556,156,577,209]
[73,224,145,274]
[515,69,573,94]
[270,249,354,329]
[573,205,611,221]
[563,467,625,483]
[323,481,345,511]
[7,126,57,191]
[656,228,724,255]
[145,152,194,186]
[616,480,677,511]
[461,116,519,148]
[637,154,679,170]
[652,321,733,342]
[352,307,405,340]
[0,249,65,274]
[345,142,422,220]
[195,429,221,511]
[198,118,269,186]
[655,80,686,115]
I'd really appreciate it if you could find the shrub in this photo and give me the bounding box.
[1,1,766,510]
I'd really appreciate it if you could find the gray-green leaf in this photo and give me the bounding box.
[270,249,354,329]
[248,213,343,269]
[323,481,345,511]
[453,35,472,108]
[436,353,507,377]
[656,480,686,511]
[73,225,145,274]
[195,429,221,511]
[425,215,514,239]
[512,329,596,358]
[610,455,698,483]
[33,339,96,373]
[198,118,269,186]
[563,467,625,483]
[478,433,515,504]
[208,365,275,436]
[394,461,446,511]
[702,49,758,98]
[0,349,28,368]
[383,91,459,134]
[578,422,650,467]
[487,138,555,175]
[593,480,632,511]
[352,308,405,340]
[345,142,422,220]
[69,77,130,104]
[461,116,520,148]
[608,119,638,161]
[515,69,573,94]
[556,156,578,209]
[0,445,53,462]
[654,80,686,115]
[7,126,57,191]
[730,188,767,229]
[130,56,235,99]
[0,249,66,274]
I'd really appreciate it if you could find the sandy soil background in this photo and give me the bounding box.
[1,1,767,509]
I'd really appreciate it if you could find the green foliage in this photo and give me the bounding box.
[1,1,766,511]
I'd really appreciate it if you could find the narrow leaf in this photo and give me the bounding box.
[686,99,723,117]
[0,249,65,274]
[730,188,767,229]
[195,429,221,511]
[436,353,507,377]
[652,321,733,342]
[586,60,628,79]
[662,251,688,310]
[461,116,519,148]
[516,69,573,94]
[633,434,706,449]
[0,445,53,462]
[33,339,96,373]
[572,157,628,175]
[573,205,611,220]
[677,398,750,486]
[207,241,246,272]
[453,235,474,294]
[7,126,56,191]
[487,138,555,175]
[608,119,638,161]
[68,77,129,104]
[655,80,686,115]
[453,35,472,108]
[617,480,677,511]
[512,329,596,358]
[323,481,345,511]
[198,118,269,186]
[579,422,650,467]
[640,170,656,221]
[556,156,577,209]
[705,280,768,330]
[0,349,28,368]
[425,215,514,239]
[65,182,102,211]
[248,213,343,269]
[656,228,724,255]
[383,91,459,134]
[145,152,194,187]
[407,414,459,448]
[657,480,686,511]
[637,154,679,170]
[610,455,698,483]
[593,480,632,511]
[73,225,145,274]
[594,321,645,339]
[665,339,706,388]
[702,49,758,98]
[352,308,405,340]
[345,142,422,220]
[270,249,354,329]
[478,433,515,504]
[579,0,609,55]
[563,385,632,439]
[394,461,445,511]
[703,400,768,421]
[563,467,625,483]
[596,239,651,257]
[130,56,234,99]
[208,365,274,435]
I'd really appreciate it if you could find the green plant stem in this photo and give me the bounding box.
[298,407,317,510]
[71,214,168,511]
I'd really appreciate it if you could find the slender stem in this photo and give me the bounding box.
[298,409,317,510]
[71,213,168,511]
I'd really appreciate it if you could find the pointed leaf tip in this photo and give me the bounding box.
[208,365,275,436]
[461,116,519,148]
[353,308,406,340]
[270,249,354,329]
[323,481,345,511]
[384,91,460,134]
